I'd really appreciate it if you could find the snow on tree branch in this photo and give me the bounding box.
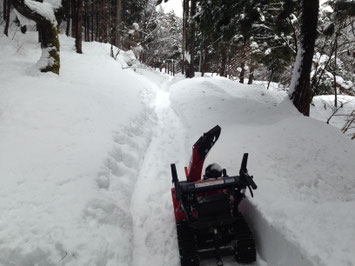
[23,0,61,26]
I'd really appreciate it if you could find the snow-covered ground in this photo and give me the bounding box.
[311,95,355,139]
[1,28,355,266]
[0,31,157,265]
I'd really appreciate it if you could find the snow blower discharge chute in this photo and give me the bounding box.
[170,125,257,266]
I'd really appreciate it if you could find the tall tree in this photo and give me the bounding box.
[115,0,122,46]
[181,0,187,74]
[3,0,11,36]
[75,0,83,53]
[12,0,62,74]
[186,0,196,78]
[289,0,319,116]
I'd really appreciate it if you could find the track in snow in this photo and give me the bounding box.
[130,71,186,266]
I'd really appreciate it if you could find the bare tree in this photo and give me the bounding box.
[342,110,355,139]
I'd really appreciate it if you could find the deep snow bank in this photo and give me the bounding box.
[170,76,355,266]
[0,32,156,265]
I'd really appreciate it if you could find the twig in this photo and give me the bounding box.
[58,252,68,263]
[341,110,355,134]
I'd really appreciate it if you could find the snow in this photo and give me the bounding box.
[264,48,271,55]
[209,163,222,172]
[0,31,156,265]
[36,47,56,69]
[250,41,259,49]
[13,8,36,27]
[170,77,355,265]
[1,25,355,266]
[130,70,184,266]
[311,95,355,139]
[288,43,305,96]
[158,0,183,17]
[23,0,60,26]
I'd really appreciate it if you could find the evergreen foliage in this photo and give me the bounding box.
[2,0,353,98]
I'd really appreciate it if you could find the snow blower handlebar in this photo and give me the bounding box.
[171,153,257,200]
[171,163,181,202]
[239,153,257,197]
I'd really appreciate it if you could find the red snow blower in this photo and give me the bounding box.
[170,125,257,266]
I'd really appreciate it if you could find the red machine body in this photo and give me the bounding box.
[172,125,221,222]
[170,125,257,266]
[186,125,221,182]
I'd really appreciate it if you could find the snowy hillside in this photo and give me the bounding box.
[1,30,355,266]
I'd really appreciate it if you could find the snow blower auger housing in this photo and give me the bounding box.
[170,125,257,266]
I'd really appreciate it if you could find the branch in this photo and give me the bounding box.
[326,100,353,124]
[13,0,59,26]
[341,110,355,134]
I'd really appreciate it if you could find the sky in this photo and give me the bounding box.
[158,0,183,17]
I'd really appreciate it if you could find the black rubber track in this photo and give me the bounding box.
[233,215,256,264]
[176,222,200,266]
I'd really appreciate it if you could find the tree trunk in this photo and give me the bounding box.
[62,0,70,36]
[75,0,83,53]
[115,0,122,46]
[289,0,319,116]
[3,0,6,20]
[219,42,227,77]
[4,0,11,36]
[181,0,188,75]
[201,47,206,77]
[90,0,94,41]
[71,0,77,37]
[187,0,196,78]
[84,3,88,42]
[239,62,245,83]
[109,0,116,48]
[333,32,339,108]
[95,6,99,41]
[267,68,275,90]
[248,65,255,84]
[13,0,61,74]
[100,1,107,42]
[198,49,202,73]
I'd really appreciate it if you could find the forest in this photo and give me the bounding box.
[1,1,354,101]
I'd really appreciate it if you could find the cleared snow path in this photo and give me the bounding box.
[129,70,266,266]
[130,70,186,266]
